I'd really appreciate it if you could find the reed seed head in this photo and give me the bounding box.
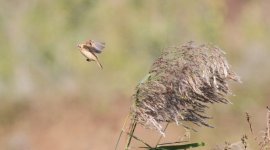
[131,41,240,134]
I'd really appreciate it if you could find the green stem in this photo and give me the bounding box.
[125,118,137,150]
[115,115,129,150]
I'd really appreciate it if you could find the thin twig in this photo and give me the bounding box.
[155,122,169,147]
[125,132,152,149]
[266,107,270,140]
[246,112,253,134]
[115,114,130,150]
[125,117,137,150]
[117,119,153,149]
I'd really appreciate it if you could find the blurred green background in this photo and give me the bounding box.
[0,0,270,149]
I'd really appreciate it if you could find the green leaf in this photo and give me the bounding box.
[139,74,151,85]
[146,142,205,150]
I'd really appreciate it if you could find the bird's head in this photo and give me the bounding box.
[77,44,83,49]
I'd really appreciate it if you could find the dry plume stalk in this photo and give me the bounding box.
[131,41,240,134]
[259,107,270,149]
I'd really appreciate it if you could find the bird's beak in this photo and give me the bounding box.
[77,45,80,48]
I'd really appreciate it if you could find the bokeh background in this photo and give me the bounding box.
[0,0,270,149]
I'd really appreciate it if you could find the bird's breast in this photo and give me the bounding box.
[80,49,97,61]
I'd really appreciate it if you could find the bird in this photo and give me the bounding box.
[77,40,105,69]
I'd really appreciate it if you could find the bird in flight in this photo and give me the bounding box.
[77,40,105,69]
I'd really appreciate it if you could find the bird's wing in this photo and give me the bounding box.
[92,40,105,53]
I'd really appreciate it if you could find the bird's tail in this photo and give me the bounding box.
[96,59,103,69]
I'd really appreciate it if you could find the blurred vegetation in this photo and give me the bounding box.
[0,0,270,100]
[0,0,270,149]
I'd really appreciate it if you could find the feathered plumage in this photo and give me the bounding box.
[77,40,105,69]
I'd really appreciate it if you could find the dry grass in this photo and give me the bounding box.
[212,107,270,150]
[258,107,270,149]
[131,41,240,134]
[117,41,241,149]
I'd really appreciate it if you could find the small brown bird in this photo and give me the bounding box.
[77,40,105,69]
